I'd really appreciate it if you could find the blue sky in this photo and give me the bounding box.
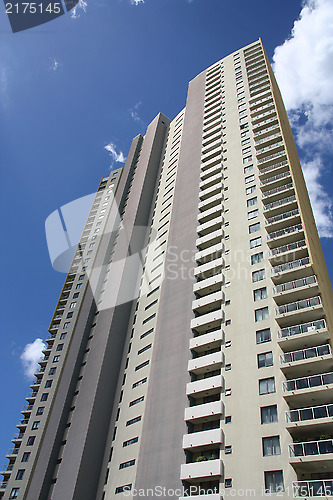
[0,0,332,461]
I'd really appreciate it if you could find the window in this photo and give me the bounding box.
[70,302,76,308]
[129,396,144,407]
[132,378,147,388]
[45,380,53,388]
[264,470,284,493]
[140,328,153,339]
[225,445,232,454]
[73,292,79,299]
[225,479,232,488]
[244,164,254,173]
[256,328,271,344]
[245,174,255,183]
[225,340,232,348]
[247,196,257,207]
[115,485,132,494]
[63,322,70,329]
[48,367,56,375]
[241,137,250,146]
[79,274,85,280]
[119,459,135,469]
[255,307,269,322]
[249,222,260,234]
[126,416,142,426]
[135,360,149,371]
[9,489,19,499]
[252,269,266,282]
[246,185,256,195]
[66,312,73,319]
[225,388,232,396]
[56,344,64,351]
[225,415,232,424]
[123,437,139,447]
[40,393,48,401]
[27,436,35,446]
[250,236,262,248]
[259,377,275,395]
[36,407,44,415]
[225,364,231,371]
[225,299,231,306]
[258,351,273,368]
[261,405,278,424]
[76,283,82,289]
[21,452,30,462]
[60,333,67,340]
[242,146,251,155]
[248,209,258,220]
[263,436,280,456]
[251,252,263,265]
[243,155,252,164]
[137,344,152,355]
[32,421,40,430]
[142,313,156,325]
[225,319,231,326]
[15,469,24,480]
[254,287,267,301]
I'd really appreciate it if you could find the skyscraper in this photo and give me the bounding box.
[1,38,333,500]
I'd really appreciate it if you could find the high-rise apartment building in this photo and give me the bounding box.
[1,39,333,500]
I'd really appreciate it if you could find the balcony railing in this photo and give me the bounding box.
[271,256,310,275]
[293,480,333,497]
[280,344,331,365]
[264,194,296,211]
[261,170,291,186]
[286,403,333,424]
[278,319,327,339]
[289,439,333,458]
[252,115,278,130]
[266,209,299,226]
[268,223,302,241]
[269,240,306,258]
[259,159,289,177]
[254,123,279,137]
[274,275,317,295]
[258,150,286,165]
[276,296,321,316]
[256,140,284,156]
[262,182,293,199]
[283,371,333,392]
[255,131,281,146]
[252,109,276,124]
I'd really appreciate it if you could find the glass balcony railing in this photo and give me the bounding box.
[254,123,279,137]
[258,150,286,165]
[268,223,302,241]
[276,296,321,316]
[271,256,310,275]
[286,403,333,424]
[278,319,327,339]
[255,131,281,146]
[274,275,317,294]
[262,182,293,199]
[293,480,333,497]
[266,209,299,226]
[252,109,276,124]
[283,371,333,392]
[264,194,296,211]
[280,344,331,365]
[289,439,333,458]
[261,170,291,186]
[256,140,284,156]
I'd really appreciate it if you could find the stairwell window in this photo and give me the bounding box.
[261,405,278,424]
[249,222,260,234]
[255,307,269,322]
[252,269,265,282]
[263,436,281,456]
[259,377,275,395]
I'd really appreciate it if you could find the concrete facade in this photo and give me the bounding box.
[1,39,333,500]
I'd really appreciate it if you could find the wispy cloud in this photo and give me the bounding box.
[21,339,46,379]
[71,0,88,19]
[273,0,333,237]
[49,58,62,72]
[129,101,144,126]
[104,142,126,163]
[130,0,144,5]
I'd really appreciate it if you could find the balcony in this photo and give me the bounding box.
[255,130,281,147]
[252,108,276,127]
[258,150,287,170]
[198,192,223,212]
[12,432,24,443]
[196,229,223,251]
[273,275,319,304]
[263,194,297,216]
[183,428,223,450]
[283,371,333,406]
[191,310,223,333]
[278,319,329,350]
[280,344,332,378]
[17,418,29,429]
[200,163,222,182]
[0,482,7,491]
[262,182,294,203]
[185,400,223,423]
[6,448,20,458]
[201,138,222,157]
[198,205,223,224]
[256,141,284,161]
[180,459,222,481]
[267,224,303,248]
[197,216,223,237]
[26,391,38,401]
[266,208,300,229]
[199,182,223,202]
[194,258,224,281]
[195,243,223,265]
[252,114,278,132]
[192,291,224,316]
[188,351,223,374]
[289,439,333,470]
[199,172,222,191]
[286,404,333,436]
[271,256,311,283]
[186,375,223,397]
[261,170,291,190]
[292,480,333,497]
[191,327,223,349]
[201,146,222,164]
[275,296,323,326]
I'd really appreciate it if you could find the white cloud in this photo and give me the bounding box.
[104,142,126,163]
[129,101,144,125]
[130,0,144,5]
[71,0,88,19]
[50,58,62,72]
[21,338,46,379]
[273,0,333,238]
